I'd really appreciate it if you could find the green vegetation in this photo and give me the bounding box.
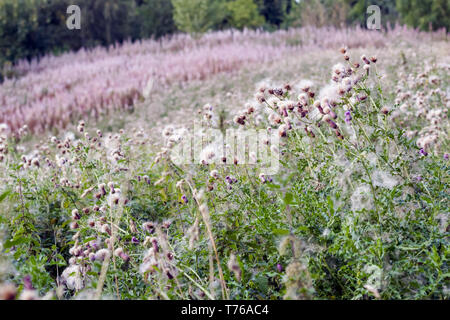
[226,0,264,30]
[172,0,226,34]
[396,0,450,31]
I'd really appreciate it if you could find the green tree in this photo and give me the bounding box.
[135,0,176,39]
[396,0,449,31]
[171,0,226,34]
[226,0,265,29]
[0,0,39,65]
[282,0,302,28]
[77,0,135,47]
[255,0,292,28]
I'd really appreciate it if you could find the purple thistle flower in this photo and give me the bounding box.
[225,176,238,185]
[131,237,139,244]
[277,264,283,272]
[151,238,159,253]
[328,120,338,129]
[444,153,449,160]
[23,275,33,290]
[330,110,338,119]
[345,111,352,123]
[419,148,428,156]
[317,105,324,114]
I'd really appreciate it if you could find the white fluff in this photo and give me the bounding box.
[372,170,399,189]
[61,264,84,291]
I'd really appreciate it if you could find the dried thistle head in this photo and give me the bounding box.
[0,283,17,300]
[227,253,242,282]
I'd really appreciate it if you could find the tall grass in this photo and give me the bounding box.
[0,43,448,300]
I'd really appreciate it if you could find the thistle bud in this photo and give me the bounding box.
[98,183,107,196]
[276,264,283,272]
[361,55,371,65]
[151,237,159,253]
[328,120,338,129]
[114,248,130,262]
[278,124,288,138]
[101,224,111,235]
[329,110,338,120]
[210,170,219,179]
[259,173,267,183]
[71,209,81,220]
[345,111,352,123]
[335,130,344,140]
[31,158,40,167]
[233,115,246,126]
[107,182,115,193]
[143,222,155,233]
[256,93,265,103]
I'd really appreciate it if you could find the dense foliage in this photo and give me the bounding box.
[0,39,448,299]
[396,0,450,31]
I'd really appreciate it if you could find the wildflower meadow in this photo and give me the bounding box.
[0,22,449,301]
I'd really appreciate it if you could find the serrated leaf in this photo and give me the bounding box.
[4,236,29,249]
[284,192,293,205]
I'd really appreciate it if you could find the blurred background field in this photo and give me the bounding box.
[0,0,449,301]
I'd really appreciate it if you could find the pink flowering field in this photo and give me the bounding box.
[0,26,445,134]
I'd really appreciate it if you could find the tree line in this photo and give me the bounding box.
[0,0,448,75]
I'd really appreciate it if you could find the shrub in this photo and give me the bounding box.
[226,0,265,30]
